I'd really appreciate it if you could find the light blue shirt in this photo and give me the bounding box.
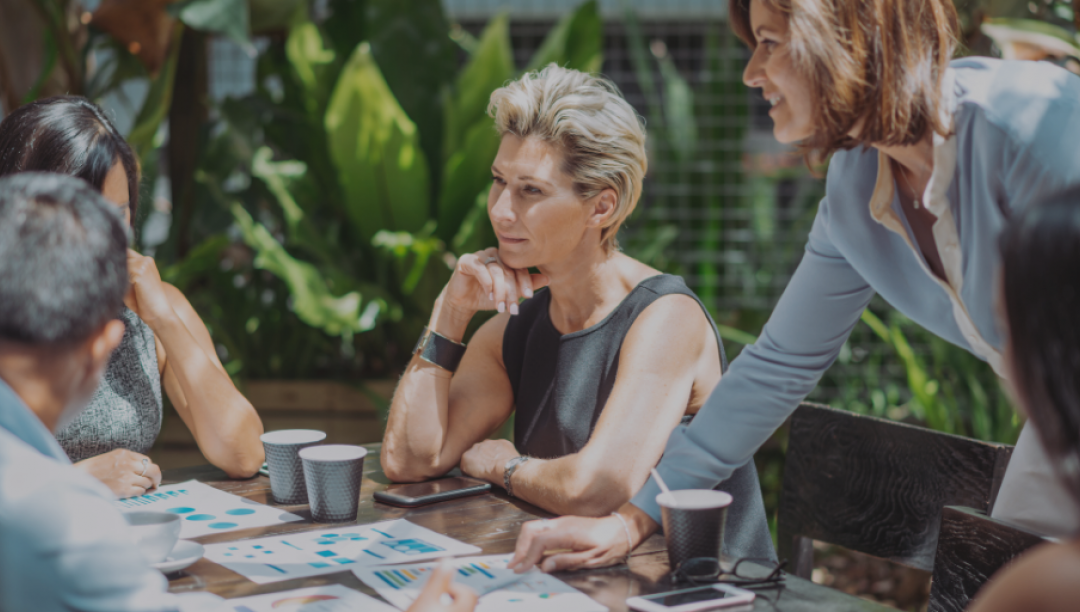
[0,379,224,612]
[633,57,1080,522]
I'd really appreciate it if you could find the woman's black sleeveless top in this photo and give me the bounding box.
[502,274,776,560]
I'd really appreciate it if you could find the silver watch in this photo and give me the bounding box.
[503,455,531,497]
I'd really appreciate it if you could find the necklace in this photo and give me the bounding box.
[894,161,923,210]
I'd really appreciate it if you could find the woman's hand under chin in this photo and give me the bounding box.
[123,249,178,328]
[443,247,548,319]
[460,439,519,485]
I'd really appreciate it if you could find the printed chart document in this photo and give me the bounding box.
[354,554,607,612]
[115,480,303,538]
[227,584,397,612]
[204,519,482,584]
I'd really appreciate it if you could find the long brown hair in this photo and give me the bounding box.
[730,0,959,162]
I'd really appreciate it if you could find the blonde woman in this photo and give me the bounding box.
[381,65,774,560]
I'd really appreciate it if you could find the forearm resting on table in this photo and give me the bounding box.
[512,453,648,517]
[157,316,264,478]
[381,362,459,482]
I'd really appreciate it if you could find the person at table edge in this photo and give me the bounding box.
[0,173,478,612]
[510,0,1080,573]
[380,65,775,560]
[0,96,265,497]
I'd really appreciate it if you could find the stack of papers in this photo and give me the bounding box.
[203,519,482,584]
[115,480,303,538]
[354,554,608,612]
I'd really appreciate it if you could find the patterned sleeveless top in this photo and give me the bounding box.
[501,274,777,561]
[56,308,163,462]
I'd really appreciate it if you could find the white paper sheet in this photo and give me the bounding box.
[353,554,608,612]
[115,480,303,539]
[203,519,482,584]
[227,584,397,612]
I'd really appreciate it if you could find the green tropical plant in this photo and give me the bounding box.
[169,0,604,377]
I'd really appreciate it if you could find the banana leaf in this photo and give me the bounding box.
[442,13,513,162]
[436,117,501,245]
[367,0,456,191]
[325,42,431,242]
[286,21,336,120]
[525,0,603,73]
[230,203,381,338]
[170,0,254,55]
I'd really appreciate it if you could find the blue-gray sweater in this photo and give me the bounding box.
[633,57,1080,521]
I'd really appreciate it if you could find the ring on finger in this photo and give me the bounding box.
[138,457,149,477]
[483,256,499,265]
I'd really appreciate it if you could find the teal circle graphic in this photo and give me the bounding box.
[225,508,256,516]
[186,514,215,521]
[166,507,195,514]
[209,522,238,529]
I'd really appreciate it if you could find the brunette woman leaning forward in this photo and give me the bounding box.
[0,97,264,495]
[510,0,1080,573]
[381,65,774,561]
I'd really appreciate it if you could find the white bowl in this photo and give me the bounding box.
[125,511,181,564]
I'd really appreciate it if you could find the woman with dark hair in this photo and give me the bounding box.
[0,96,264,495]
[510,0,1080,572]
[966,191,1080,611]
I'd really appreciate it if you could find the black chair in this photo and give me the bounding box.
[927,505,1048,612]
[777,403,1015,578]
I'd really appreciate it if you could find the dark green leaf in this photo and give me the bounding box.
[368,0,456,198]
[128,22,184,168]
[443,13,513,162]
[171,0,254,54]
[325,42,431,242]
[437,118,500,244]
[526,0,603,73]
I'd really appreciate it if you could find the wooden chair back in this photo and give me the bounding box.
[777,403,1014,577]
[927,505,1048,612]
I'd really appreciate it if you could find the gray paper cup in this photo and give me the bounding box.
[261,429,327,504]
[658,489,733,578]
[299,444,367,522]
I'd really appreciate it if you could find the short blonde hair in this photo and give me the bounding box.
[487,64,647,252]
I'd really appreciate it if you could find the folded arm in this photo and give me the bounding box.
[462,294,720,516]
[157,283,265,478]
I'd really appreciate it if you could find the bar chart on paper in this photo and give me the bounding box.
[203,519,481,584]
[354,555,608,612]
[115,480,303,538]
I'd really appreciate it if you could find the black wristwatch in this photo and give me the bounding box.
[414,326,467,372]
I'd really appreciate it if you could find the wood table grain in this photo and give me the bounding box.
[163,444,892,611]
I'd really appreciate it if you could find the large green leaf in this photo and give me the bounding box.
[230,203,381,338]
[657,52,696,162]
[443,13,513,161]
[368,0,456,196]
[128,22,184,169]
[325,42,431,242]
[323,0,367,63]
[286,21,336,119]
[171,0,254,55]
[436,118,500,244]
[525,0,603,73]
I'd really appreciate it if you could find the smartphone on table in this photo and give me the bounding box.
[626,584,756,612]
[373,476,492,507]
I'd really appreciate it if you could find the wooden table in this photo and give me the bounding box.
[164,444,892,611]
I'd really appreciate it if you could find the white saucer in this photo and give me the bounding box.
[152,540,204,574]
